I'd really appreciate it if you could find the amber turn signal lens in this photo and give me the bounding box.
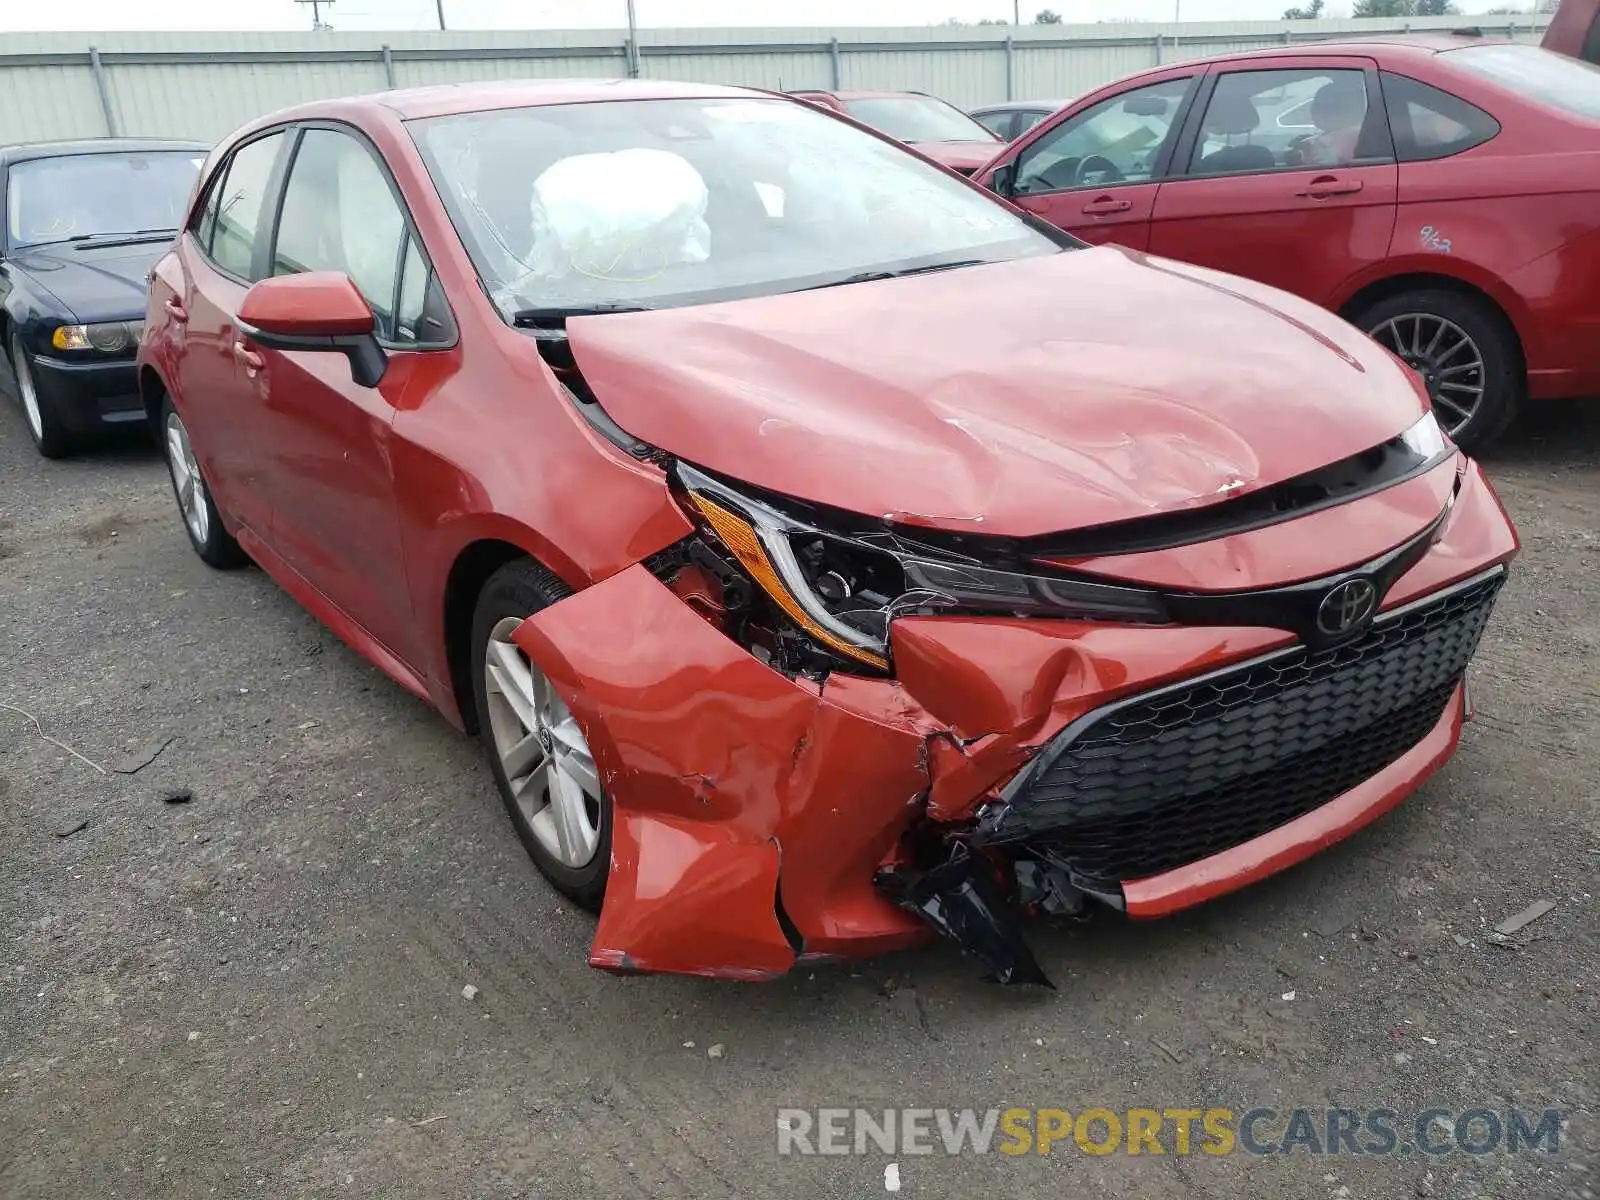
[688,491,890,670]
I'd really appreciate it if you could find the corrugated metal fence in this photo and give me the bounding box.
[0,17,1550,146]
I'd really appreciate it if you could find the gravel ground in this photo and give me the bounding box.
[0,381,1595,1200]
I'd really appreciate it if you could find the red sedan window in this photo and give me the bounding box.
[1188,68,1385,176]
[1012,77,1193,195]
[1379,72,1500,162]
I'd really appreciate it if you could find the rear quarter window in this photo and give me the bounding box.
[1380,72,1500,161]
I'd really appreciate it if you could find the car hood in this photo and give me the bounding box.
[567,246,1426,539]
[910,139,1005,173]
[7,239,169,320]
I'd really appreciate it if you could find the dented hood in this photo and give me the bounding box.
[568,246,1426,539]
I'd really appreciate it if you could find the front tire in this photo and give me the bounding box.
[161,398,247,569]
[1356,289,1522,453]
[471,559,610,911]
[9,331,74,459]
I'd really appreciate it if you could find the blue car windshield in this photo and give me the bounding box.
[7,151,203,249]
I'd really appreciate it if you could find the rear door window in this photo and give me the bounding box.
[208,132,285,281]
[1380,73,1500,161]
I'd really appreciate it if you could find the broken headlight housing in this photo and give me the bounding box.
[674,464,1168,672]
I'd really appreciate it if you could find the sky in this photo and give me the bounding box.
[0,0,1533,33]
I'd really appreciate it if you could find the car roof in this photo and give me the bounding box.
[359,78,761,122]
[1097,32,1514,85]
[0,137,209,165]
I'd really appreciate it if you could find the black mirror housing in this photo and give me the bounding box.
[242,325,389,389]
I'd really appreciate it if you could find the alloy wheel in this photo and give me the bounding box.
[1369,313,1485,438]
[164,411,210,545]
[482,616,602,869]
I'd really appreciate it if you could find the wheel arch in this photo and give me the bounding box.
[1336,270,1527,375]
[442,537,577,736]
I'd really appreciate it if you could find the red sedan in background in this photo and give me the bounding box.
[138,80,1516,985]
[976,38,1600,450]
[789,89,1006,173]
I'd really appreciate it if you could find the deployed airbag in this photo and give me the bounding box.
[529,149,710,282]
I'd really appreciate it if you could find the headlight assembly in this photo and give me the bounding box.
[674,464,1168,672]
[52,321,141,354]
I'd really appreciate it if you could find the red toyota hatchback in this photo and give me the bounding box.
[975,38,1600,450]
[138,81,1517,984]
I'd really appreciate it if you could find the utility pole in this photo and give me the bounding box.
[1014,1,1020,23]
[436,0,446,29]
[293,0,334,30]
[625,0,640,77]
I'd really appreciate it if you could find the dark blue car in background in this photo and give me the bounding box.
[1,138,206,457]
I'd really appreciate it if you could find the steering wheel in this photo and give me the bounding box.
[1073,155,1125,187]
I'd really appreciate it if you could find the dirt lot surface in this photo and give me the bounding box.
[0,382,1595,1200]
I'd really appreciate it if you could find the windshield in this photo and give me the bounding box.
[6,151,202,249]
[1448,43,1600,118]
[843,96,1001,143]
[410,97,1058,319]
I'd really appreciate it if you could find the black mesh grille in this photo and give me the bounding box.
[997,571,1505,886]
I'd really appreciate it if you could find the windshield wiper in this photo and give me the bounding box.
[511,302,655,328]
[798,259,989,292]
[70,227,179,249]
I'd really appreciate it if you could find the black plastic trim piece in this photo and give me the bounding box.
[1023,443,1451,559]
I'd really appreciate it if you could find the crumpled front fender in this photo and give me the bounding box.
[513,565,933,979]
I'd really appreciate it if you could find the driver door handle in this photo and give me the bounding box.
[1082,196,1133,215]
[163,297,188,323]
[1297,176,1363,199]
[232,341,264,375]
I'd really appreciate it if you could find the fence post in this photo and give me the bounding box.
[1004,34,1015,101]
[1154,32,1164,65]
[830,36,841,89]
[381,43,396,88]
[88,46,117,137]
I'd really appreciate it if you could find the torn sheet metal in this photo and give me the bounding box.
[594,815,794,980]
[514,564,932,978]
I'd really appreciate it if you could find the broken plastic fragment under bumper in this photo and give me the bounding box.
[511,463,1515,982]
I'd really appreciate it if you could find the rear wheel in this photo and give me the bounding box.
[470,559,610,911]
[9,331,74,459]
[1355,289,1521,452]
[161,399,247,568]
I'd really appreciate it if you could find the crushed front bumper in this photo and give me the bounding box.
[512,460,1518,983]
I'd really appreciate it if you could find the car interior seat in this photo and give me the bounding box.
[1197,91,1276,174]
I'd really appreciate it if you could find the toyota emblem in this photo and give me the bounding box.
[1317,578,1378,637]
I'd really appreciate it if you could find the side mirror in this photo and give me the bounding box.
[986,162,1017,197]
[237,271,387,388]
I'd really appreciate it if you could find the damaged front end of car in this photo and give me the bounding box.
[496,275,1522,983]
[506,411,1515,986]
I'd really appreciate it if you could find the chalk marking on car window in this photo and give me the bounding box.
[1420,224,1453,254]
